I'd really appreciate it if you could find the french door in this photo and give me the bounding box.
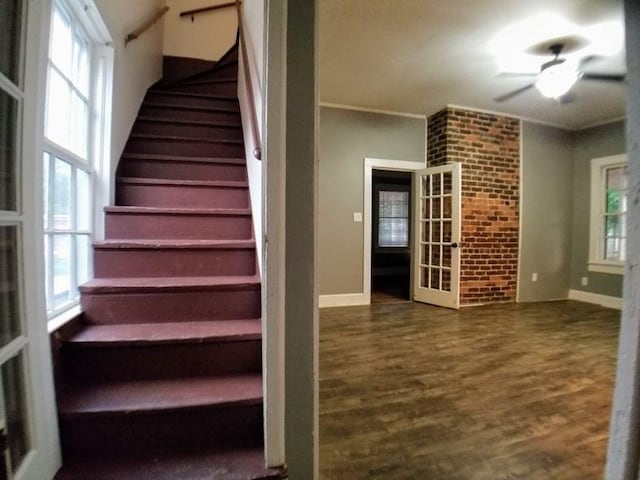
[413,163,461,309]
[0,0,61,478]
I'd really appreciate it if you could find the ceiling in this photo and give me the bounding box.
[319,0,627,129]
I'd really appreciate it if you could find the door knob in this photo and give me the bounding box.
[451,243,459,248]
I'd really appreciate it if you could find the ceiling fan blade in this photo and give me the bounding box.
[579,55,600,69]
[581,73,626,82]
[493,83,535,102]
[497,72,537,78]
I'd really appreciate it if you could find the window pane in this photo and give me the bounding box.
[605,237,624,261]
[0,0,23,85]
[51,5,72,75]
[605,215,623,238]
[45,68,71,148]
[43,153,50,229]
[607,166,627,191]
[44,235,52,311]
[53,158,72,230]
[0,89,18,211]
[379,218,408,247]
[53,234,72,308]
[76,169,91,230]
[0,227,20,348]
[70,91,88,158]
[2,353,30,474]
[76,234,90,285]
[72,33,90,96]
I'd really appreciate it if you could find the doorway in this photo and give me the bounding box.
[370,169,412,303]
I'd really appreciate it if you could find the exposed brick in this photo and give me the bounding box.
[427,107,520,305]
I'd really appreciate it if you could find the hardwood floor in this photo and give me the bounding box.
[319,301,620,480]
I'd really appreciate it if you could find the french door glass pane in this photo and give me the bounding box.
[53,234,72,308]
[0,227,20,348]
[0,0,23,85]
[2,353,29,474]
[43,153,50,229]
[0,90,18,211]
[54,158,72,230]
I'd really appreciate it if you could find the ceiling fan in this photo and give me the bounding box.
[494,40,625,103]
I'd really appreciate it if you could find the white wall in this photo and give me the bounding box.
[95,0,165,200]
[241,0,265,88]
[163,0,237,61]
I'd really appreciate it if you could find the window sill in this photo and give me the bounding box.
[588,261,624,275]
[47,304,82,334]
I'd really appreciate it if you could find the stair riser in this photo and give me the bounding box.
[139,104,240,123]
[105,211,252,240]
[132,120,243,140]
[116,184,249,209]
[81,287,261,324]
[62,340,261,382]
[145,91,238,110]
[94,248,256,277]
[118,159,247,182]
[174,81,237,96]
[125,137,244,158]
[60,404,263,458]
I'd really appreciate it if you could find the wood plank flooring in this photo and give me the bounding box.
[319,301,620,479]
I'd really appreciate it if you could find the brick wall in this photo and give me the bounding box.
[427,107,520,305]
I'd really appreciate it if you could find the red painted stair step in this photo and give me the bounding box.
[139,102,240,123]
[58,375,263,456]
[61,320,262,382]
[125,133,245,157]
[80,275,261,324]
[117,153,247,182]
[145,89,239,109]
[104,206,253,241]
[115,177,249,209]
[132,116,242,140]
[93,239,256,278]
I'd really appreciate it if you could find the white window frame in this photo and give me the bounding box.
[43,0,112,325]
[589,153,627,275]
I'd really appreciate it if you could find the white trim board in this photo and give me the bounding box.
[320,102,426,119]
[568,289,622,310]
[363,158,425,306]
[318,293,368,308]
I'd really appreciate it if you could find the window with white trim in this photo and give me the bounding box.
[43,0,112,319]
[589,154,628,275]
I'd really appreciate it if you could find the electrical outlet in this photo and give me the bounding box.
[353,212,362,222]
[581,276,589,286]
[531,273,538,282]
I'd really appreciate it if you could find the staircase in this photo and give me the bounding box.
[54,44,283,479]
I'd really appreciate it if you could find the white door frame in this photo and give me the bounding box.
[363,158,425,304]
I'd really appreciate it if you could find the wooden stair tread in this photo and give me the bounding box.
[65,319,262,346]
[120,153,245,165]
[142,101,239,113]
[93,239,255,250]
[116,177,248,188]
[58,374,262,416]
[129,133,243,144]
[80,275,260,293]
[178,77,237,87]
[148,89,237,101]
[104,206,251,216]
[54,446,285,480]
[136,116,241,128]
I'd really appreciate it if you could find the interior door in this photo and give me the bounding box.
[413,163,461,308]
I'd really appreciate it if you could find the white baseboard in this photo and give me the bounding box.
[568,289,622,310]
[318,293,368,308]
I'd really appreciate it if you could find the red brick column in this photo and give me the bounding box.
[427,107,520,305]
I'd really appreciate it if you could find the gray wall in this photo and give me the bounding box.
[519,122,574,302]
[318,107,425,295]
[570,121,626,297]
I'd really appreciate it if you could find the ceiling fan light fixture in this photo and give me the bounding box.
[535,62,579,98]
